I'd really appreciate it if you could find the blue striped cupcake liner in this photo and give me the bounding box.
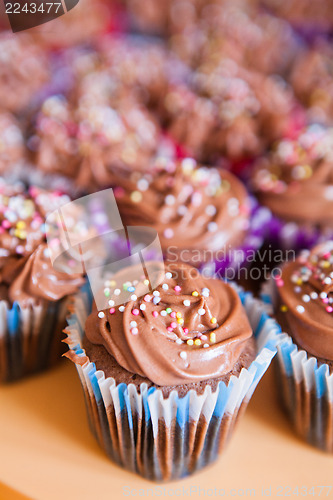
[0,297,68,383]
[261,279,333,452]
[65,281,283,481]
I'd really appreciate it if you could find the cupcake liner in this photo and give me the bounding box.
[0,297,68,383]
[65,281,282,481]
[261,278,333,453]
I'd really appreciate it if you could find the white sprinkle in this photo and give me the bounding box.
[165,194,176,205]
[177,205,187,215]
[162,283,169,290]
[183,300,191,307]
[130,321,137,328]
[164,228,174,239]
[160,310,167,316]
[165,272,172,279]
[320,292,327,299]
[179,351,187,360]
[114,289,121,296]
[310,292,318,299]
[98,312,105,318]
[153,290,160,296]
[176,338,183,344]
[131,294,137,301]
[296,305,305,314]
[205,204,216,216]
[137,178,149,191]
[302,295,310,303]
[324,277,332,285]
[140,304,146,311]
[207,222,218,232]
[198,308,206,316]
[294,286,301,293]
[108,300,115,306]
[203,343,209,348]
[119,306,125,312]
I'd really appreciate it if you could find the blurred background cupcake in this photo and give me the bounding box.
[0,179,84,382]
[111,157,268,277]
[66,260,280,480]
[262,241,333,452]
[250,124,333,252]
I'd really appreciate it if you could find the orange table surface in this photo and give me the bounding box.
[0,359,333,500]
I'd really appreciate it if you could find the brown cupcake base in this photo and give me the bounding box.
[82,335,257,398]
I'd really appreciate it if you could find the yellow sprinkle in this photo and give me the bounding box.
[176,312,182,319]
[280,305,288,312]
[210,317,217,324]
[16,221,26,229]
[296,278,303,285]
[130,191,142,203]
[192,291,199,297]
[177,318,184,325]
[210,333,216,343]
[322,261,330,269]
[143,279,150,285]
[187,339,194,346]
[194,339,201,346]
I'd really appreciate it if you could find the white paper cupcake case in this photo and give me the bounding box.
[0,297,68,382]
[261,279,333,452]
[66,282,283,481]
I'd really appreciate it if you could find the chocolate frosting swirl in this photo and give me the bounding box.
[85,262,253,386]
[33,93,160,191]
[275,241,333,361]
[252,125,333,227]
[0,180,84,304]
[9,244,84,305]
[114,158,250,257]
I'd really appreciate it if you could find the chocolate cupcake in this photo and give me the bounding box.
[161,57,298,163]
[0,179,84,382]
[290,40,333,124]
[30,90,162,192]
[262,242,333,452]
[170,6,300,77]
[0,32,49,115]
[251,124,333,250]
[66,261,279,480]
[162,75,263,162]
[112,157,267,275]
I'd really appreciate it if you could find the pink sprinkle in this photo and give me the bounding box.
[132,309,140,316]
[174,285,181,292]
[201,335,207,341]
[326,306,333,313]
[276,279,284,287]
[109,308,115,314]
[167,326,173,332]
[152,311,158,318]
[144,294,151,302]
[171,322,177,329]
[170,311,176,318]
[131,327,139,335]
[183,328,189,334]
[323,298,329,304]
[2,220,11,229]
